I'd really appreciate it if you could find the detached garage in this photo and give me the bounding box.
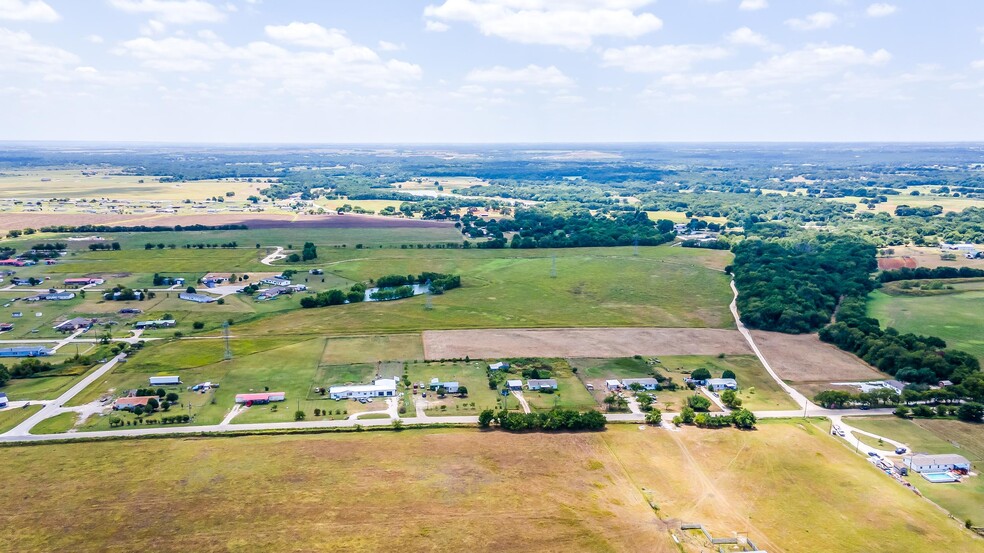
[235,392,286,405]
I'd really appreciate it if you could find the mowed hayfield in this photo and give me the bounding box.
[830,193,984,215]
[231,245,735,337]
[0,168,268,200]
[844,416,984,524]
[0,423,980,553]
[868,282,984,364]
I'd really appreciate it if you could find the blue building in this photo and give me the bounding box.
[0,346,52,358]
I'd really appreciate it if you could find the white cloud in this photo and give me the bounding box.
[0,27,77,72]
[423,0,663,49]
[662,44,891,89]
[425,20,449,32]
[785,12,838,31]
[114,32,422,90]
[866,3,896,18]
[108,0,227,24]
[0,0,59,22]
[726,27,779,51]
[738,0,767,11]
[86,34,105,44]
[466,64,574,87]
[972,59,984,70]
[264,22,351,49]
[377,40,404,52]
[602,44,730,73]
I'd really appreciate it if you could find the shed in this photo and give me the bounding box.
[489,361,510,371]
[527,378,558,391]
[506,379,523,390]
[605,379,622,391]
[149,376,180,386]
[235,391,287,404]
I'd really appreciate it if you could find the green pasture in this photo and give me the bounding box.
[868,283,984,363]
[0,404,41,433]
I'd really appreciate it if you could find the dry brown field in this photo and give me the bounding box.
[751,330,885,383]
[422,327,752,360]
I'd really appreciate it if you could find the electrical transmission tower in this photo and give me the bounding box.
[424,291,433,310]
[633,234,639,256]
[223,321,232,360]
[550,255,557,278]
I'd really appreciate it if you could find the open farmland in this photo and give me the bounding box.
[0,423,980,553]
[750,330,886,396]
[424,328,750,360]
[0,169,268,200]
[868,283,984,364]
[877,245,984,270]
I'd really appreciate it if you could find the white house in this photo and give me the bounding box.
[261,276,291,287]
[179,292,216,303]
[605,379,622,391]
[329,378,397,400]
[428,378,460,393]
[489,361,510,371]
[705,378,738,391]
[905,454,972,473]
[621,377,659,390]
[527,378,558,391]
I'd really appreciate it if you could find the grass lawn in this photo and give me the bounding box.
[507,359,598,412]
[1,371,91,401]
[0,423,980,552]
[405,360,501,416]
[868,284,984,364]
[29,412,78,434]
[322,334,424,364]
[844,416,984,524]
[0,405,41,433]
[232,245,735,336]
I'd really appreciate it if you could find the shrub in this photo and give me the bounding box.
[192,321,205,330]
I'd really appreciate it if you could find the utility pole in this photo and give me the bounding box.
[223,321,232,361]
[633,234,639,256]
[550,255,557,278]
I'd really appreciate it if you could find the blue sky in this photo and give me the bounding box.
[1,0,984,142]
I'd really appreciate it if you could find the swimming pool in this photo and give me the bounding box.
[921,471,959,483]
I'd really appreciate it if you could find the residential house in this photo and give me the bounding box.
[527,378,558,391]
[113,396,157,411]
[134,319,176,329]
[235,392,287,405]
[179,292,216,303]
[621,377,659,390]
[329,379,398,400]
[506,379,523,390]
[428,378,460,393]
[256,286,290,300]
[0,346,52,358]
[605,379,622,391]
[705,378,738,391]
[261,276,291,287]
[904,454,972,473]
[489,361,510,371]
[53,317,93,332]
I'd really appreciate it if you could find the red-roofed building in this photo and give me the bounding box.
[234,392,286,405]
[113,396,156,411]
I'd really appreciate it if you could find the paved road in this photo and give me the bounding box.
[5,353,126,437]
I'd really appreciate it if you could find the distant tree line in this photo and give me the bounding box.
[36,224,248,233]
[878,266,984,283]
[476,209,676,249]
[730,236,878,333]
[88,242,121,251]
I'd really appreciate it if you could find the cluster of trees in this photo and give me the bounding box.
[288,242,318,263]
[370,285,415,301]
[0,247,14,259]
[673,405,757,429]
[731,236,878,333]
[30,243,66,251]
[895,205,943,217]
[891,402,984,422]
[477,408,607,431]
[110,414,191,427]
[502,209,676,249]
[103,286,152,301]
[878,266,984,283]
[681,239,730,250]
[37,223,248,233]
[299,283,367,308]
[819,297,980,385]
[0,358,56,381]
[88,242,121,251]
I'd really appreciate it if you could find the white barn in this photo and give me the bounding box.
[329,378,397,400]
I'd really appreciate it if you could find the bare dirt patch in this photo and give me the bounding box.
[877,256,917,270]
[750,330,885,382]
[423,328,751,360]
